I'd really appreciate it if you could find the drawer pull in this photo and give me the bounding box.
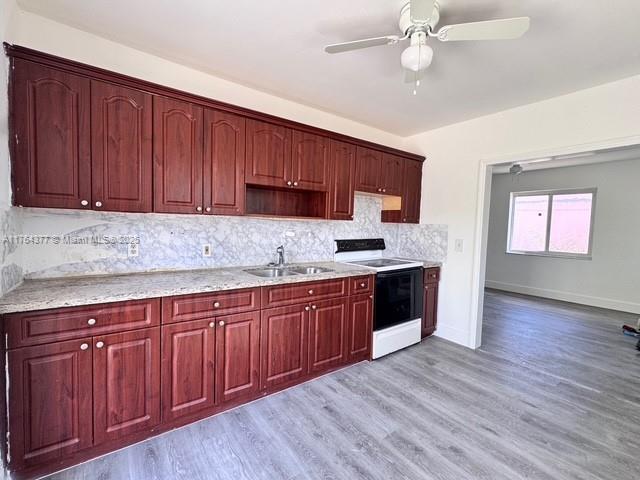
[293,181,298,186]
[80,343,89,351]
[360,282,366,288]
[196,206,203,212]
[87,318,96,326]
[96,341,105,349]
[80,199,88,206]
[95,201,102,208]
[218,321,225,327]
[213,301,221,307]
[205,207,212,212]
[308,289,314,295]
[209,321,215,328]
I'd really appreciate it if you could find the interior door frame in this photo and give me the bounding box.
[469,134,640,349]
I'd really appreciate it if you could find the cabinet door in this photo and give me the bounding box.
[355,147,382,194]
[93,328,160,444]
[260,305,308,390]
[161,320,216,422]
[216,311,260,404]
[290,131,330,191]
[328,140,355,220]
[401,159,423,224]
[153,96,204,214]
[203,109,246,215]
[381,153,404,196]
[348,294,373,362]
[308,298,348,373]
[11,59,91,209]
[91,81,152,212]
[422,283,439,338]
[8,338,93,469]
[245,119,291,188]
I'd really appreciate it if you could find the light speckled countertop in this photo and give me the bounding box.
[0,259,442,314]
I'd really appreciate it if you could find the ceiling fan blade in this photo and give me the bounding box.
[436,17,530,42]
[324,35,401,54]
[410,0,436,23]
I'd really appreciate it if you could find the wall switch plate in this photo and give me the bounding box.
[128,242,139,258]
[203,244,212,257]
[454,239,464,253]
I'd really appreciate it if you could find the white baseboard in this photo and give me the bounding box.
[485,280,640,314]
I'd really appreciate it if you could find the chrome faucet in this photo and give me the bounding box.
[275,245,286,267]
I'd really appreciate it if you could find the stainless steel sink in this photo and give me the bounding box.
[286,266,334,275]
[244,267,299,278]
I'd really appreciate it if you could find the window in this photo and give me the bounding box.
[507,188,596,258]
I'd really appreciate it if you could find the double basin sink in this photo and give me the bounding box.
[244,265,334,278]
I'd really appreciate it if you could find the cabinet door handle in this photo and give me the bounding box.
[304,306,310,311]
[308,289,314,295]
[382,188,386,193]
[209,321,215,328]
[293,181,298,186]
[213,301,220,308]
[87,318,96,326]
[96,341,105,349]
[286,180,292,186]
[218,321,225,327]
[311,305,317,310]
[95,201,102,208]
[360,282,366,288]
[205,207,212,213]
[196,206,203,212]
[80,199,89,206]
[80,343,89,351]
[369,295,374,299]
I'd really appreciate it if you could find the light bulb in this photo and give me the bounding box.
[401,43,433,72]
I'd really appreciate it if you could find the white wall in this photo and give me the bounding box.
[405,74,640,347]
[486,159,640,314]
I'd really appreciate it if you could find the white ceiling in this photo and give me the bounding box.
[16,0,640,136]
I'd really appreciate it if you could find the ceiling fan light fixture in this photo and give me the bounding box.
[401,34,433,72]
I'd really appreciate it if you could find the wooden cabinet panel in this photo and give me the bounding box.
[348,294,373,362]
[261,279,347,309]
[91,81,152,212]
[11,59,91,209]
[425,267,440,283]
[8,338,93,468]
[216,311,260,404]
[401,159,423,224]
[161,320,216,422]
[308,298,348,373]
[422,268,440,338]
[153,96,204,214]
[381,153,404,196]
[204,109,245,215]
[260,305,308,389]
[328,140,356,220]
[291,131,330,191]
[245,119,291,188]
[5,299,160,349]
[349,275,374,296]
[93,328,160,444]
[355,147,382,194]
[162,288,260,324]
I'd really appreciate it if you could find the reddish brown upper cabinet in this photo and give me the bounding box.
[290,131,330,191]
[216,311,261,405]
[161,319,216,422]
[355,147,383,194]
[153,96,204,214]
[7,338,94,470]
[308,298,348,373]
[381,153,405,197]
[245,119,292,188]
[203,109,246,215]
[91,81,153,212]
[422,267,440,338]
[11,59,91,209]
[260,304,309,390]
[401,159,423,224]
[92,327,161,445]
[348,294,373,362]
[328,140,356,220]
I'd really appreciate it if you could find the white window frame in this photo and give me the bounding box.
[506,187,597,259]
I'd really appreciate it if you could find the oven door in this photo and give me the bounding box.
[374,267,424,331]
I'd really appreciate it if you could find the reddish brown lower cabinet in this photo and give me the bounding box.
[161,319,216,422]
[260,304,309,390]
[93,328,161,445]
[308,298,348,373]
[348,294,373,362]
[216,311,261,404]
[7,338,93,469]
[422,268,441,338]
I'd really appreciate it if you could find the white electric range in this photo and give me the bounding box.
[335,239,424,359]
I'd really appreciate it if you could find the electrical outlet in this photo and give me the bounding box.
[202,244,212,257]
[454,239,464,253]
[128,242,139,258]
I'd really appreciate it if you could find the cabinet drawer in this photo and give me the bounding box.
[261,279,347,308]
[162,288,260,324]
[5,299,160,349]
[424,267,440,283]
[349,275,374,295]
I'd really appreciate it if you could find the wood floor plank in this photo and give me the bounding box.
[44,290,640,480]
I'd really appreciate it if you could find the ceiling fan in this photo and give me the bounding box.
[324,0,530,93]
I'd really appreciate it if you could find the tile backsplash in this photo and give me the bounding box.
[7,195,447,281]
